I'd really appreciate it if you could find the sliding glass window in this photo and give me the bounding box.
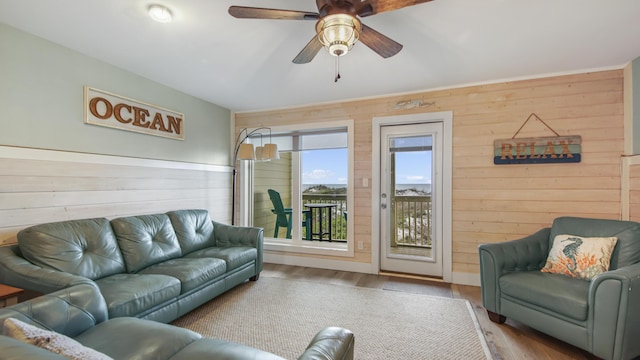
[251,124,351,254]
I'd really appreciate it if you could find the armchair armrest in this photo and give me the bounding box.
[0,246,93,294]
[589,262,640,360]
[298,327,354,360]
[212,221,264,274]
[478,227,550,312]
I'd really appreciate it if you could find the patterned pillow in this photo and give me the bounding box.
[2,317,113,360]
[541,234,618,280]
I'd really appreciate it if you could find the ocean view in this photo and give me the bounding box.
[303,183,431,194]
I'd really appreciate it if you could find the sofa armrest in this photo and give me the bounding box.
[0,336,69,360]
[0,284,108,338]
[212,221,263,248]
[589,262,640,360]
[298,327,354,360]
[478,227,550,313]
[212,221,264,273]
[0,246,93,294]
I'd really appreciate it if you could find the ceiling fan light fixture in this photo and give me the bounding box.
[317,14,361,57]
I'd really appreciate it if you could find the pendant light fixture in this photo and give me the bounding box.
[232,127,279,225]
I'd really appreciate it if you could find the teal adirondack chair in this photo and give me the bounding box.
[268,189,311,239]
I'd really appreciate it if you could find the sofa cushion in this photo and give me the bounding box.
[3,317,113,360]
[138,258,227,293]
[500,271,590,321]
[75,317,201,360]
[541,234,618,280]
[186,247,257,271]
[550,217,640,270]
[94,273,181,318]
[17,218,126,280]
[111,214,182,273]
[167,209,216,254]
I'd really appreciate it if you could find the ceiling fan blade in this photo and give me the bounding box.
[358,24,403,58]
[228,6,319,20]
[293,36,324,64]
[356,0,433,17]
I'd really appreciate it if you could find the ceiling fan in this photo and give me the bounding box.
[229,0,434,81]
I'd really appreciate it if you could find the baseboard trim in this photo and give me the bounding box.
[264,252,482,287]
[264,253,375,274]
[452,272,481,287]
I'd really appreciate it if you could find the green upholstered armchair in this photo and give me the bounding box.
[479,217,640,360]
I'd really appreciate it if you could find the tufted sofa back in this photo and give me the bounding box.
[111,214,182,273]
[17,218,126,280]
[550,216,640,270]
[167,209,216,255]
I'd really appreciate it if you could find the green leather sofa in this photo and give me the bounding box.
[479,216,640,360]
[0,284,355,360]
[0,209,263,323]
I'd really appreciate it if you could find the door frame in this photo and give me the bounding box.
[379,122,442,276]
[372,111,453,282]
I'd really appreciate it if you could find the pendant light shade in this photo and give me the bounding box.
[237,143,255,160]
[263,143,280,160]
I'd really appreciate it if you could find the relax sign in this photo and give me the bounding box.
[84,87,184,140]
[493,136,581,165]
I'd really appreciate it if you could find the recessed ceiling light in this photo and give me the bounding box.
[148,4,172,23]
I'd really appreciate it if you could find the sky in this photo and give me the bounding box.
[302,148,432,185]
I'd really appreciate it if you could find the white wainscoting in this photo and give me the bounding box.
[0,146,232,245]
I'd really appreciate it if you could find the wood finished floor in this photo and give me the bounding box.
[261,263,592,360]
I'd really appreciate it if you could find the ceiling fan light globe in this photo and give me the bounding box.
[317,14,360,56]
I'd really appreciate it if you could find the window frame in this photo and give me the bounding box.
[241,120,355,257]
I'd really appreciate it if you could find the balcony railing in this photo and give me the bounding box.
[302,193,432,247]
[392,195,432,248]
[302,194,347,242]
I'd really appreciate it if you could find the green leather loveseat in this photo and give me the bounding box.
[0,284,355,360]
[0,209,263,323]
[479,216,640,360]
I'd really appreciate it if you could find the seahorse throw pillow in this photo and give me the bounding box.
[541,234,618,280]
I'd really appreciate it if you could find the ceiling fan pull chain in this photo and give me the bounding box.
[334,55,341,83]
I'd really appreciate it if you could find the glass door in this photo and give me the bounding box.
[380,122,443,277]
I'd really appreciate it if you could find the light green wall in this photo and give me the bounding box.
[0,23,230,165]
[634,57,640,155]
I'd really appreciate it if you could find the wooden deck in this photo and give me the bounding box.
[261,263,593,360]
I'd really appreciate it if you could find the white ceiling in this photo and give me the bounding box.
[1,0,640,112]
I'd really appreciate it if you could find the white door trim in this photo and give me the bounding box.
[371,111,453,282]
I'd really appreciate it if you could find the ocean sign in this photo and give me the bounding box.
[493,136,581,165]
[84,87,184,140]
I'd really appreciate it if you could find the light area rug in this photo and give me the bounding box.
[172,277,492,360]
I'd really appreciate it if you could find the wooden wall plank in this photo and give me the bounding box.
[629,162,640,221]
[0,153,231,245]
